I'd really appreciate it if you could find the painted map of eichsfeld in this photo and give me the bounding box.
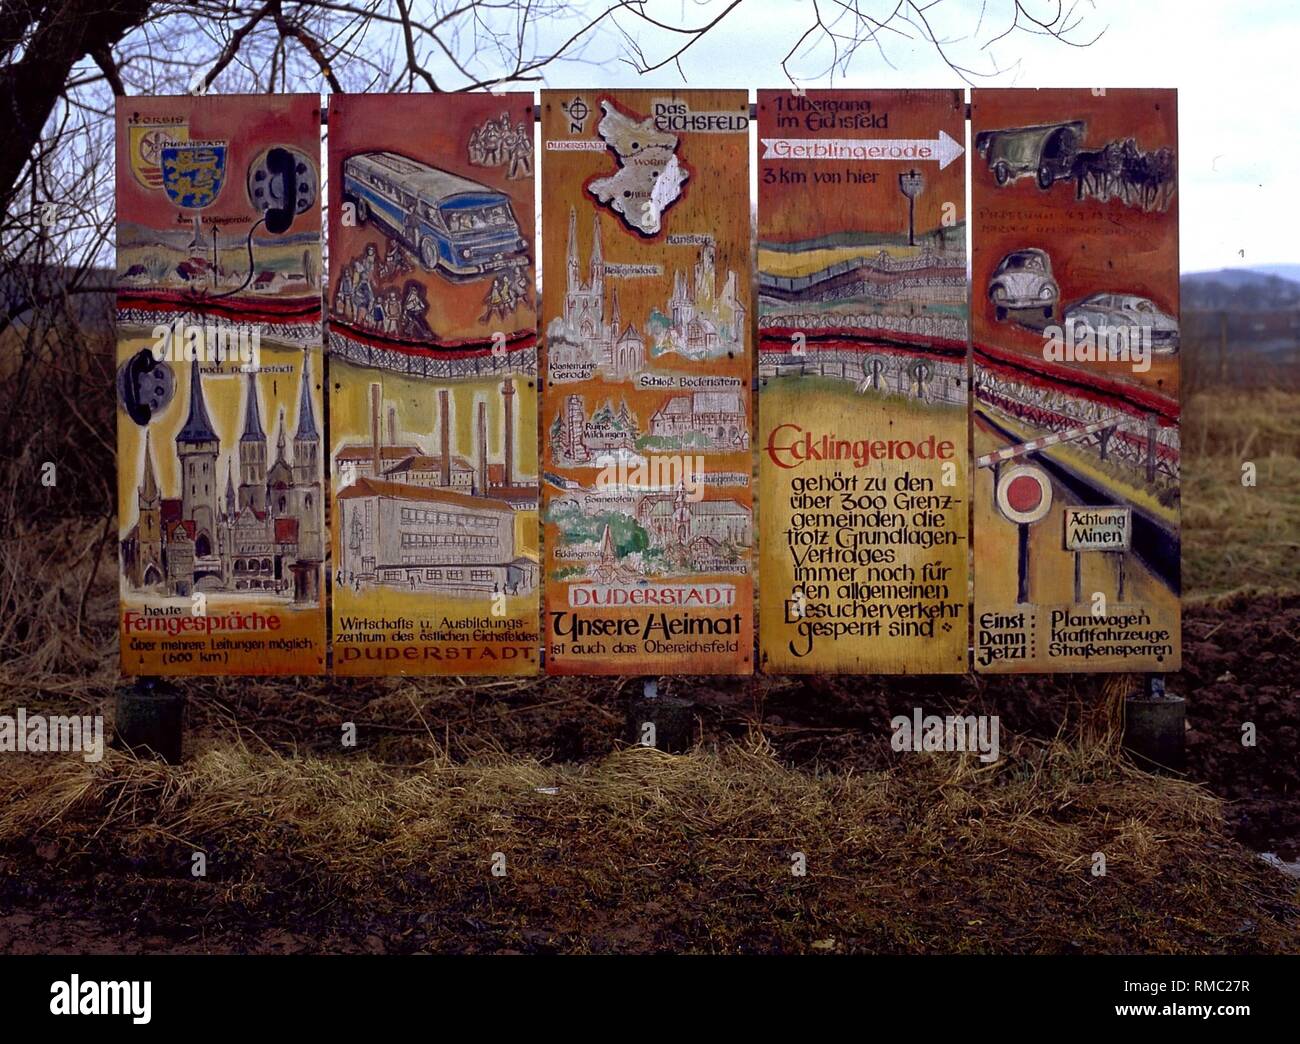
[587,101,688,236]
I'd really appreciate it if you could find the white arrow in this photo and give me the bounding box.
[761,130,965,170]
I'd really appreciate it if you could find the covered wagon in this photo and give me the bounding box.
[974,121,1086,190]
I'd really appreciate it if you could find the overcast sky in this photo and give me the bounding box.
[523,0,1291,273]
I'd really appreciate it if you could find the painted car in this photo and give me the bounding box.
[342,151,529,278]
[988,248,1058,321]
[1064,293,1180,353]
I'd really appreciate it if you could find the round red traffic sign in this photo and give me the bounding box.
[995,463,1052,525]
[1006,474,1042,512]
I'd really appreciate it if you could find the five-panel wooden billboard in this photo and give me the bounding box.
[115,87,1180,677]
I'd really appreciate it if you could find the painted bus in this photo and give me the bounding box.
[341,151,529,278]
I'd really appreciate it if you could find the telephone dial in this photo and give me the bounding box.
[247,146,317,234]
[117,347,176,426]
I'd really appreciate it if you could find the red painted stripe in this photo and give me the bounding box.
[333,324,537,358]
[116,290,321,323]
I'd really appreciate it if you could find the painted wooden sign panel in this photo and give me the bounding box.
[971,89,1180,672]
[115,95,326,675]
[540,89,753,675]
[756,89,969,674]
[327,94,539,676]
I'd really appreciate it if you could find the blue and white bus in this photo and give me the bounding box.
[342,151,529,278]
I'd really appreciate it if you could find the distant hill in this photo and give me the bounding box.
[1183,267,1300,311]
[1251,263,1300,284]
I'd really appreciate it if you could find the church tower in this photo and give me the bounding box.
[589,211,604,297]
[275,408,287,466]
[136,431,163,585]
[237,370,267,514]
[292,352,319,486]
[219,460,236,581]
[291,352,322,561]
[565,206,580,304]
[562,206,604,340]
[223,461,236,518]
[175,355,219,557]
[267,406,295,518]
[672,482,692,547]
[670,269,693,332]
[695,241,716,309]
[721,269,745,338]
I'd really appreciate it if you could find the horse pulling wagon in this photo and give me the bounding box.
[976,119,1176,212]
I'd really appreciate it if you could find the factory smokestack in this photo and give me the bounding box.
[501,378,515,488]
[370,383,381,479]
[439,389,451,488]
[477,400,489,495]
[388,405,397,447]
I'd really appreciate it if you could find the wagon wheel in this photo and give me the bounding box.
[1036,163,1055,190]
[994,161,1011,186]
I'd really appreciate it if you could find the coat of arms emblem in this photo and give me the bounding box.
[161,141,228,208]
[129,120,187,188]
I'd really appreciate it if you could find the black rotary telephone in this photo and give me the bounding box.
[248,145,317,234]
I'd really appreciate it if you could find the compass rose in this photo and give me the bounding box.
[561,96,590,134]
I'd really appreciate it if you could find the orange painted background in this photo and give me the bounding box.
[541,89,754,676]
[972,88,1179,398]
[971,87,1180,674]
[327,93,535,345]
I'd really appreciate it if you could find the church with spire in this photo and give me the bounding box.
[545,207,746,381]
[121,353,323,604]
[546,207,646,379]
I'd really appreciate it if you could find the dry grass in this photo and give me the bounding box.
[1185,389,1300,461]
[0,732,1294,953]
[0,518,119,702]
[1182,391,1300,598]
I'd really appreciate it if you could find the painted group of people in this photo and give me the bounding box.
[480,268,531,323]
[333,240,433,339]
[469,112,533,180]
